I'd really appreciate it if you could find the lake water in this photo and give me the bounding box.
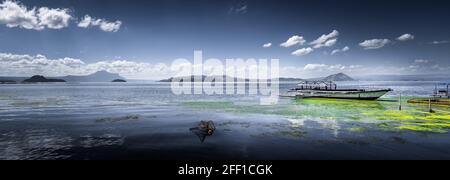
[1,81,450,160]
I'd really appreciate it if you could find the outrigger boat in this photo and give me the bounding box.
[283,81,392,100]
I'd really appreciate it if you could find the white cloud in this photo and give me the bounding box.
[431,40,449,45]
[295,64,364,78]
[0,52,86,77]
[229,3,248,14]
[331,46,350,55]
[291,47,313,56]
[283,61,450,78]
[0,0,42,30]
[397,33,415,41]
[263,43,272,48]
[359,39,391,49]
[310,30,339,48]
[78,15,122,32]
[84,60,171,79]
[77,15,91,28]
[0,1,121,32]
[303,64,361,72]
[279,64,365,78]
[0,0,72,30]
[324,39,337,47]
[37,7,72,29]
[0,52,173,79]
[303,64,328,71]
[414,59,429,63]
[280,35,306,47]
[4,52,450,80]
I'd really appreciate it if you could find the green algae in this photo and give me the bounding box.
[348,126,365,133]
[180,96,450,133]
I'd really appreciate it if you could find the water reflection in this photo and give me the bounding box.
[0,129,73,160]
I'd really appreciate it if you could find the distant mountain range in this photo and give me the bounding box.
[2,71,449,83]
[23,75,66,83]
[158,73,355,82]
[56,70,125,82]
[158,75,304,82]
[316,73,355,81]
[0,80,17,84]
[0,70,126,83]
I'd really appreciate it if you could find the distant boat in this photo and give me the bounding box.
[112,79,127,82]
[283,81,392,100]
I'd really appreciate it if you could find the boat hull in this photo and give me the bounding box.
[287,89,391,100]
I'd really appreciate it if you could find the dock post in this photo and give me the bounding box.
[428,99,433,113]
[398,93,402,111]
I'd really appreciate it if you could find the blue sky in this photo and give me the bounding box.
[1,0,450,79]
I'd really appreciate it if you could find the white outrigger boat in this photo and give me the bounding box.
[283,81,392,100]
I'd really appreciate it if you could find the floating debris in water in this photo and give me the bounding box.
[181,97,450,133]
[95,115,140,123]
[348,126,365,133]
[78,134,124,148]
[190,120,216,143]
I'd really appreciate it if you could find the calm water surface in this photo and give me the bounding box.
[1,81,449,160]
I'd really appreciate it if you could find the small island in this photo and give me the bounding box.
[23,75,66,83]
[112,79,127,82]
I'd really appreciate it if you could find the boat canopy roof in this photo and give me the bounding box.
[297,80,337,89]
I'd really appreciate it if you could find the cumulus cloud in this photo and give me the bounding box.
[0,52,86,77]
[229,2,247,14]
[359,39,391,50]
[284,61,450,78]
[0,0,122,32]
[431,40,449,45]
[280,35,306,47]
[303,64,328,71]
[279,64,364,78]
[78,15,122,32]
[83,60,171,79]
[291,47,313,56]
[262,43,272,48]
[4,52,450,80]
[331,46,350,55]
[0,52,172,79]
[397,33,415,41]
[0,0,71,30]
[309,30,339,48]
[391,59,450,74]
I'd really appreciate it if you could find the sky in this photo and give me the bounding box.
[1,0,450,79]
